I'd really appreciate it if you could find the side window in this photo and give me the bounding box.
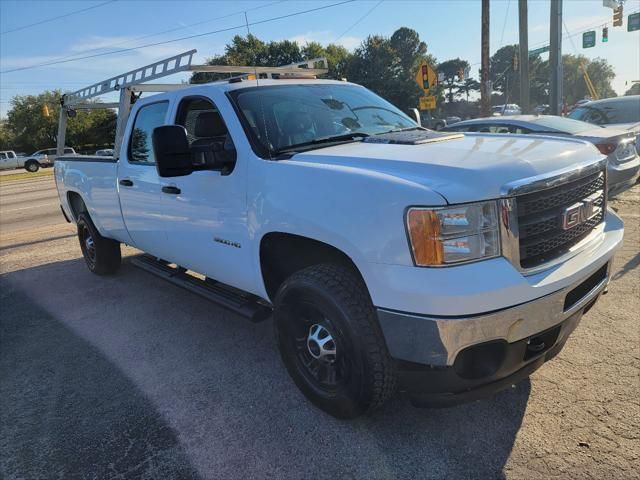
[47,149,56,155]
[175,96,236,173]
[128,101,169,165]
[64,147,74,154]
[0,153,6,160]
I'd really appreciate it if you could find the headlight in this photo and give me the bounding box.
[406,201,500,266]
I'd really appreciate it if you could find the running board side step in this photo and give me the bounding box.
[129,254,272,323]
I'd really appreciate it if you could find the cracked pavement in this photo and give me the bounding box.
[0,177,638,479]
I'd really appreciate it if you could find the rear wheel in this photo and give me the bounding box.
[274,264,396,419]
[77,213,121,275]
[25,161,39,172]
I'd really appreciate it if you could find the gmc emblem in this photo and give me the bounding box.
[561,192,602,230]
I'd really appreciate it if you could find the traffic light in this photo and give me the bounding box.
[602,26,609,42]
[613,5,623,27]
[421,64,429,89]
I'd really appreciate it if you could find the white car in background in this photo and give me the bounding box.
[492,104,522,116]
[16,147,77,172]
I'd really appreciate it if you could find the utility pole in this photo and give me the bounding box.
[549,0,563,115]
[518,0,530,113]
[481,0,491,117]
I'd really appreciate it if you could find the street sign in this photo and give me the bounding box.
[415,61,437,94]
[629,12,640,31]
[528,45,550,56]
[583,31,596,48]
[419,96,437,111]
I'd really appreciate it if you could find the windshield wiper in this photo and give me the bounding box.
[274,132,370,155]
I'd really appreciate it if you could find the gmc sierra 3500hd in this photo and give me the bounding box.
[54,51,623,419]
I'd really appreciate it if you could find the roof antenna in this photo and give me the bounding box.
[244,10,273,160]
[244,12,259,87]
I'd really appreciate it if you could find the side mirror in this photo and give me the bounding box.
[152,125,193,177]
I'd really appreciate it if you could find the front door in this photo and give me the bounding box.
[117,100,173,259]
[158,95,255,294]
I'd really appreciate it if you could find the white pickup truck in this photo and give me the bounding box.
[54,53,623,418]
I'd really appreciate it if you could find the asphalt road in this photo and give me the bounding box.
[1,176,638,480]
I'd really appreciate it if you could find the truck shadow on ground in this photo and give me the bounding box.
[0,257,531,480]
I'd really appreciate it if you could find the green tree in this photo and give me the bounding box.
[301,41,352,79]
[437,58,469,103]
[561,55,616,104]
[191,34,308,84]
[5,90,116,153]
[625,83,640,96]
[455,78,480,102]
[346,27,434,112]
[0,119,15,150]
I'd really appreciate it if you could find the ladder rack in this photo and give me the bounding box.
[56,49,328,157]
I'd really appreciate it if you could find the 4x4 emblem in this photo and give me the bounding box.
[561,192,602,230]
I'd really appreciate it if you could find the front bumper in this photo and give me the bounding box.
[401,307,587,407]
[377,260,610,367]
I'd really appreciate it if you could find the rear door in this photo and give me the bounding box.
[159,94,254,292]
[117,100,173,258]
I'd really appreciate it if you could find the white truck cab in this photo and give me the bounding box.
[53,51,623,418]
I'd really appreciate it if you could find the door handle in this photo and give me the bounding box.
[119,179,134,187]
[161,186,181,195]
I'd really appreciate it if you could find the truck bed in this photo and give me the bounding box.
[55,155,131,244]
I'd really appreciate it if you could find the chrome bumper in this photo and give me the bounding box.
[378,260,610,366]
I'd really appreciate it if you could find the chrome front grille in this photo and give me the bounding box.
[515,171,606,269]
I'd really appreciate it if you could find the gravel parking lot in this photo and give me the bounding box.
[1,176,638,479]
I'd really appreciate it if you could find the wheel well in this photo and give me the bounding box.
[66,192,87,222]
[260,233,364,301]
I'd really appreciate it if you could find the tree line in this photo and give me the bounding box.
[0,91,116,153]
[1,27,628,152]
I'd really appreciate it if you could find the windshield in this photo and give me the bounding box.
[568,99,640,125]
[529,116,595,134]
[229,84,416,156]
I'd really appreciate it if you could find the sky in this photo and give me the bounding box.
[1,0,639,118]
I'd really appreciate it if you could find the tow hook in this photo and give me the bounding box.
[527,338,546,353]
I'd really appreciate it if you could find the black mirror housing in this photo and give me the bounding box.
[152,125,193,177]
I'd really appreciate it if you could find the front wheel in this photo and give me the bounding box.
[274,264,396,419]
[77,213,121,275]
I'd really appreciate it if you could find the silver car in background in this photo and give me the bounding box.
[443,115,640,196]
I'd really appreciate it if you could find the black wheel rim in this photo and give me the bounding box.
[287,301,351,392]
[80,224,96,268]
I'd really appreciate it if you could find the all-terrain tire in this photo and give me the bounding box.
[77,212,121,275]
[274,263,396,419]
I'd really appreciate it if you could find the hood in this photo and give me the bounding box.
[289,133,604,204]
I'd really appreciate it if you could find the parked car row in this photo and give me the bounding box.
[443,98,640,197]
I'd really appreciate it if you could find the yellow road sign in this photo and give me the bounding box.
[419,95,437,110]
[415,61,437,94]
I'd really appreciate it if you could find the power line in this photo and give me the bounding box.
[335,0,383,41]
[0,1,118,35]
[1,0,355,74]
[498,0,511,48]
[42,1,286,67]
[467,8,640,67]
